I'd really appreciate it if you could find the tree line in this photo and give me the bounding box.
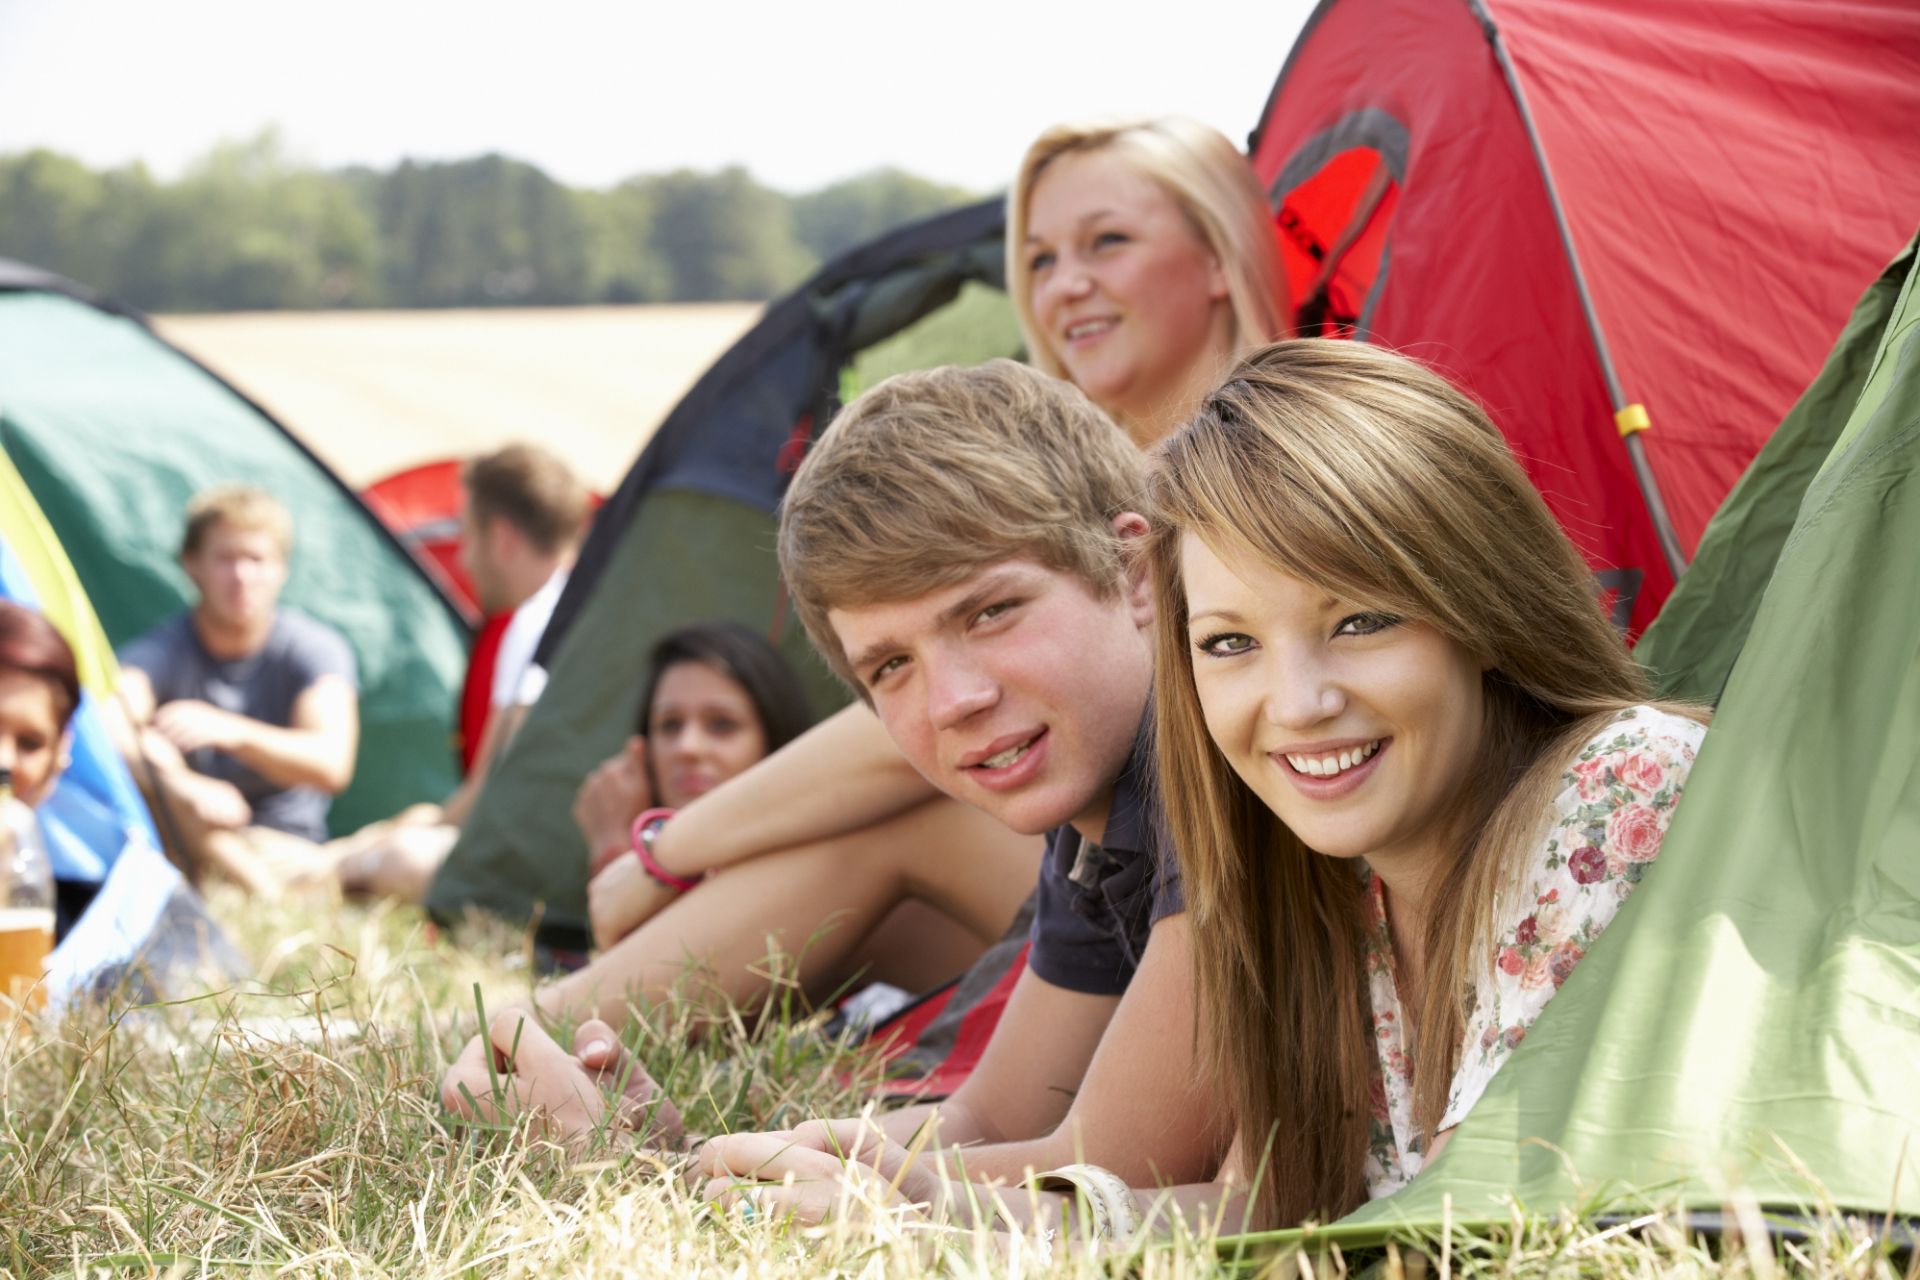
[0,132,978,312]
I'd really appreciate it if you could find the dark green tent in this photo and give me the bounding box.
[0,259,471,833]
[429,199,1016,941]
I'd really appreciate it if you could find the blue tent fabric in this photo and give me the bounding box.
[0,533,158,883]
[0,523,240,1001]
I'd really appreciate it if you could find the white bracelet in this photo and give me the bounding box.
[1030,1162,1141,1240]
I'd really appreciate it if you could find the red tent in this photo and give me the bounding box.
[362,460,480,615]
[1250,0,1920,633]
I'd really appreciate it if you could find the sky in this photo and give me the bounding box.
[0,0,1318,194]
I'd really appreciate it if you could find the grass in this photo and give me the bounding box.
[1,890,1912,1277]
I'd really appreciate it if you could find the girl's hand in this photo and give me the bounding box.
[694,1128,926,1226]
[575,736,653,876]
[587,851,679,949]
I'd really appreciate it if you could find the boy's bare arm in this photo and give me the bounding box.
[700,918,1230,1214]
[149,674,359,794]
[115,666,158,728]
[942,915,1225,1187]
[870,966,1122,1152]
[441,701,527,829]
[650,701,941,876]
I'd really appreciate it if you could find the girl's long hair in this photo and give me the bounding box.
[1145,340,1697,1225]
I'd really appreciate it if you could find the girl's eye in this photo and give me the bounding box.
[705,717,740,737]
[1028,249,1055,273]
[656,717,684,737]
[1335,612,1401,638]
[1195,631,1255,658]
[1092,230,1129,250]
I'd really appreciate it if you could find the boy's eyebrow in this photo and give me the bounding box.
[937,580,1012,630]
[845,635,905,680]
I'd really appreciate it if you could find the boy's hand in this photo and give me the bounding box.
[441,1011,683,1150]
[575,736,653,876]
[152,698,249,754]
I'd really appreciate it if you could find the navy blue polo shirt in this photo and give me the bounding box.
[1026,723,1184,995]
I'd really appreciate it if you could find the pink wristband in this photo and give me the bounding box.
[629,807,699,892]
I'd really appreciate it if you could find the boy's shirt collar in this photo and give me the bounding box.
[1063,711,1154,888]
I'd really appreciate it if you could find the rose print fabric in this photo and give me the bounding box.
[1361,704,1706,1198]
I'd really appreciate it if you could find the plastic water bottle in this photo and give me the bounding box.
[0,767,54,1011]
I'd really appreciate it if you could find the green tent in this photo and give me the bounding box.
[1235,232,1920,1253]
[429,199,1016,941]
[0,261,471,833]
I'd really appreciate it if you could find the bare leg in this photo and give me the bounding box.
[192,828,281,897]
[815,900,1002,1000]
[128,764,261,894]
[322,803,447,861]
[540,794,1041,1031]
[169,824,327,899]
[334,823,459,902]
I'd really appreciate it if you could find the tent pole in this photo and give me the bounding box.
[1623,431,1689,580]
[1470,0,1691,582]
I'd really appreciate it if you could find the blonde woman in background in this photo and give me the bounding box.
[1009,116,1288,448]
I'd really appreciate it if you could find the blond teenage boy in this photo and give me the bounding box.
[443,361,1224,1190]
[118,486,359,893]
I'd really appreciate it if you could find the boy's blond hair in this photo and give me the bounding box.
[779,360,1145,689]
[180,485,293,559]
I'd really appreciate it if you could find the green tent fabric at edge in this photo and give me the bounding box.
[1229,231,1920,1253]
[0,290,470,834]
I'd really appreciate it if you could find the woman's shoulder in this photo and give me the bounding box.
[1443,706,1706,1131]
[1544,703,1706,887]
[1565,705,1707,788]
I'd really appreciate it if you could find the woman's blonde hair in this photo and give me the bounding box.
[1007,118,1289,386]
[1144,339,1700,1226]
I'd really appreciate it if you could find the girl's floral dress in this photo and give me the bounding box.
[1362,704,1706,1197]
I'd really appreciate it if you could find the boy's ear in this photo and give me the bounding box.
[1112,512,1155,628]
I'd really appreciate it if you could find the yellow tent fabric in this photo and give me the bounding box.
[0,444,119,696]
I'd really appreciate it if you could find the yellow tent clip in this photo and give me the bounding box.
[1615,403,1651,437]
